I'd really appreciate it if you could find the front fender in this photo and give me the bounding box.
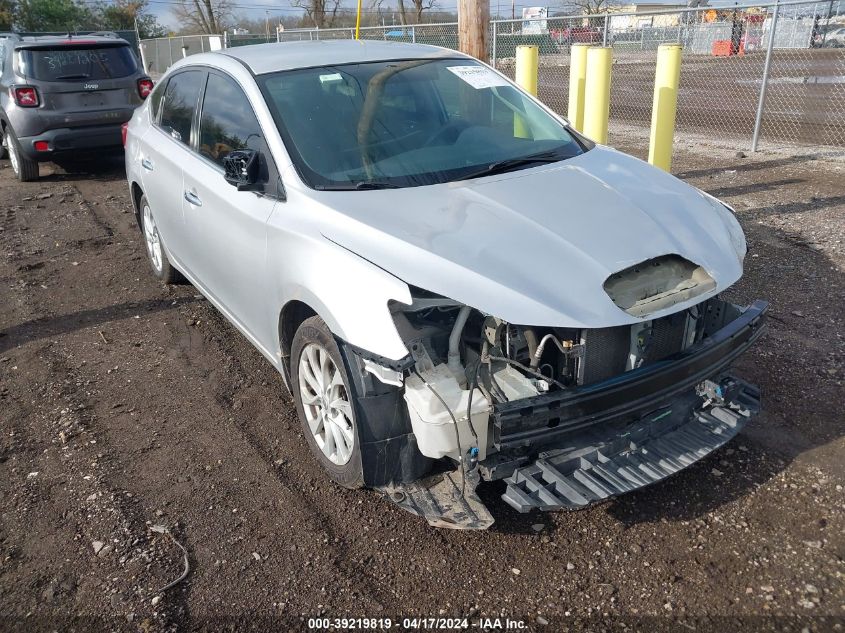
[268,228,412,361]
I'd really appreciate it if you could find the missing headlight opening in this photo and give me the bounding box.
[377,286,766,528]
[603,254,717,317]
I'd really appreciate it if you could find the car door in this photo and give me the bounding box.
[180,69,281,346]
[138,68,206,274]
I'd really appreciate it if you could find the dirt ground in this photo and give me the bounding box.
[0,139,843,633]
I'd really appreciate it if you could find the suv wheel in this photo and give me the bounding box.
[5,130,39,182]
[140,194,179,283]
[291,316,365,489]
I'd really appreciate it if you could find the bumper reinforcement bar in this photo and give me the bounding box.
[493,300,767,451]
[501,378,761,512]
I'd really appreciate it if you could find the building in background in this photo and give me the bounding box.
[608,2,686,29]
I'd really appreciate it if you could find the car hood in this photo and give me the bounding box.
[316,146,743,328]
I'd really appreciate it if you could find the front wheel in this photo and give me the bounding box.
[291,316,364,489]
[5,130,39,182]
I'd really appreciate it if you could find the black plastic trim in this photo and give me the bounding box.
[19,123,128,159]
[335,336,431,487]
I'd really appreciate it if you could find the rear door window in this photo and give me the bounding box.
[159,70,206,146]
[198,72,263,166]
[149,79,167,123]
[18,45,138,81]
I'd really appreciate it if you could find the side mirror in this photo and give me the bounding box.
[223,149,262,192]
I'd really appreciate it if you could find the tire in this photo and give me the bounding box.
[291,316,365,489]
[0,129,7,160]
[139,194,179,284]
[5,129,38,182]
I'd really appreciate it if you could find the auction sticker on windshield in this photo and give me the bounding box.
[446,65,510,89]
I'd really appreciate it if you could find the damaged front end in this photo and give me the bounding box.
[352,288,766,530]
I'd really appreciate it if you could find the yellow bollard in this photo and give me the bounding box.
[355,0,362,39]
[515,45,539,95]
[583,46,612,144]
[648,44,682,172]
[514,45,539,138]
[567,44,591,133]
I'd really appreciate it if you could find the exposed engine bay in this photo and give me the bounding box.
[373,288,767,528]
[393,288,737,461]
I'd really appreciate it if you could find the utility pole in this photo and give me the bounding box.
[821,0,834,46]
[458,0,490,60]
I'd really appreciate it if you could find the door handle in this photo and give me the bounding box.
[184,190,202,207]
[141,157,154,171]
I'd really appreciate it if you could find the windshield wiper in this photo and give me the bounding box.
[315,181,400,191]
[456,150,568,182]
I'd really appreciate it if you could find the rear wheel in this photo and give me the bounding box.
[291,316,365,489]
[5,130,39,182]
[140,194,178,284]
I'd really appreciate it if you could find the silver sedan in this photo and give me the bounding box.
[124,40,766,529]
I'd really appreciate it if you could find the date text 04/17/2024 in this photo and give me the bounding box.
[306,617,530,630]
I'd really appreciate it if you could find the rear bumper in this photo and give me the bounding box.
[18,124,125,160]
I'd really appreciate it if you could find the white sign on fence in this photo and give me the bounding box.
[522,7,549,35]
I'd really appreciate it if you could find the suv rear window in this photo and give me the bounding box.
[18,45,137,81]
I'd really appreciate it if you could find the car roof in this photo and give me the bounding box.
[220,40,469,75]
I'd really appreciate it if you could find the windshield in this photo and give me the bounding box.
[258,59,586,190]
[18,45,138,81]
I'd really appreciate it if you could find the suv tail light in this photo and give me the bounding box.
[121,122,129,147]
[12,86,39,107]
[137,78,154,99]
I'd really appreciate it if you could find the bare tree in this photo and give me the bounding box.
[367,0,397,26]
[173,0,232,33]
[396,0,408,25]
[410,0,436,22]
[559,0,620,15]
[290,0,343,28]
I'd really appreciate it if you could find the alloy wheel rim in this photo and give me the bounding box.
[298,343,355,466]
[6,134,19,175]
[142,203,163,273]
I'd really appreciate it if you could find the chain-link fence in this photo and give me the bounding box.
[754,1,845,148]
[139,35,223,76]
[226,32,277,47]
[490,0,845,150]
[275,22,461,48]
[265,1,844,151]
[141,0,844,151]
